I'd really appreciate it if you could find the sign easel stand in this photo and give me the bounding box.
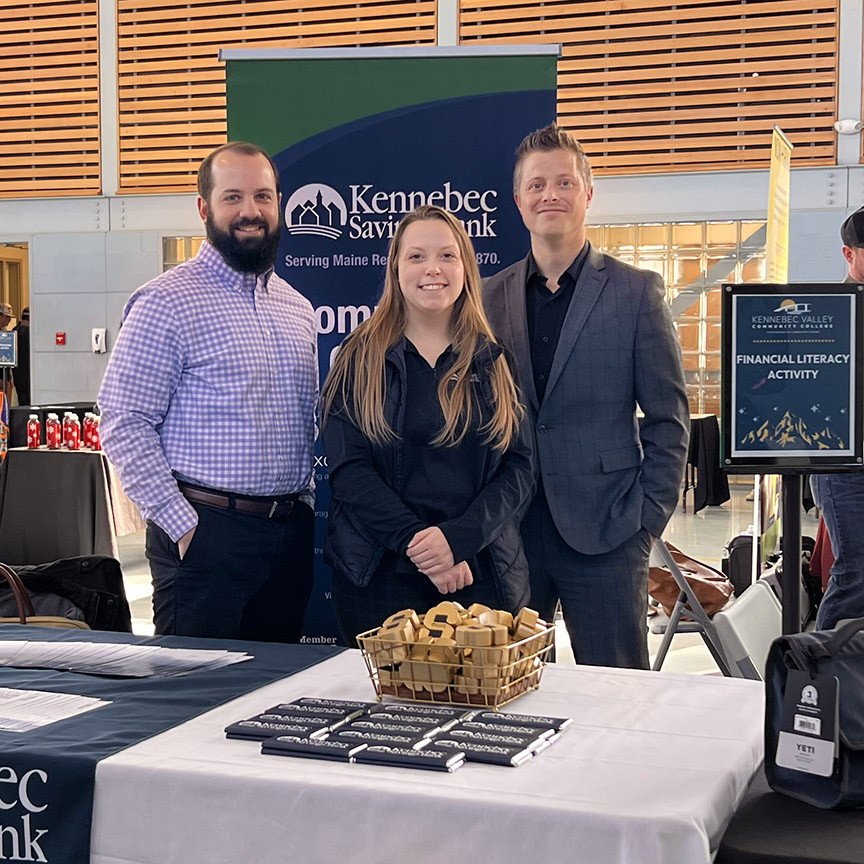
[721,282,863,636]
[780,474,802,634]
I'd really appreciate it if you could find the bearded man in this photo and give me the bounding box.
[99,142,317,641]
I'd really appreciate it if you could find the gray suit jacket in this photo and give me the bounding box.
[483,244,689,555]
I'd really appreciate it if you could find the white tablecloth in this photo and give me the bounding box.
[91,652,764,864]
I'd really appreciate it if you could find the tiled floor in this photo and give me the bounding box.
[117,484,821,672]
[116,529,154,637]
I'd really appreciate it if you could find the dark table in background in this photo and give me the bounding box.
[0,447,144,565]
[9,402,97,448]
[684,414,731,513]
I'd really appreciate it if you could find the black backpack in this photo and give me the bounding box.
[0,556,132,631]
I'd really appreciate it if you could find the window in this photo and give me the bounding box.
[162,237,204,272]
[586,220,766,417]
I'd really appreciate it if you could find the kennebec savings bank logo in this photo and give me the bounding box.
[285,184,347,240]
[284,181,499,241]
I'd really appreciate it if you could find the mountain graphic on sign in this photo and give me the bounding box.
[740,411,845,450]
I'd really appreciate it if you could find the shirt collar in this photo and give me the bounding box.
[403,336,454,363]
[196,241,275,295]
[526,241,589,289]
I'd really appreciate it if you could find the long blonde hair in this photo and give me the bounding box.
[321,205,523,451]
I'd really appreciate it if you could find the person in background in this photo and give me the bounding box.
[99,142,318,642]
[321,205,534,645]
[0,303,15,408]
[484,124,689,668]
[13,307,29,406]
[810,206,864,629]
[840,206,864,284]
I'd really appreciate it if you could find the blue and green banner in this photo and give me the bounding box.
[223,46,559,641]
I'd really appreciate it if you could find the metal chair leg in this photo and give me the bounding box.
[700,622,734,677]
[651,593,686,671]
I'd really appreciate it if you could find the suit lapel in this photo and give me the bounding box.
[503,257,539,412]
[544,244,607,400]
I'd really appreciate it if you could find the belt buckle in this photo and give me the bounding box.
[268,501,278,519]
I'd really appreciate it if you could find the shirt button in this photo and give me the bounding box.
[538,374,545,380]
[542,336,549,343]
[538,425,547,434]
[266,329,272,336]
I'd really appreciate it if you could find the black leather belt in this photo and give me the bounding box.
[178,483,298,519]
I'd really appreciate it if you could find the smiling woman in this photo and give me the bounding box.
[396,218,465,357]
[319,205,535,646]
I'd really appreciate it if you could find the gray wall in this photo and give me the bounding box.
[788,210,850,283]
[29,231,160,403]
[0,193,199,405]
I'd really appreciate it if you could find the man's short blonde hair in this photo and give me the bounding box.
[513,124,593,194]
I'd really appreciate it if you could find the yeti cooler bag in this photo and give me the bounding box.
[765,617,864,809]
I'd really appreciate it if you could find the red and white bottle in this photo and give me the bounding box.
[67,414,81,450]
[90,416,101,451]
[26,414,41,449]
[83,413,93,448]
[46,413,61,449]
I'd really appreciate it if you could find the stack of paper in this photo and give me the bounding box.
[0,687,110,732]
[0,641,252,678]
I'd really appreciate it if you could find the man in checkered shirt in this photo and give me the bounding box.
[99,142,317,642]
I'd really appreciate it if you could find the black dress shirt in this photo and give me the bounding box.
[525,242,589,403]
[379,339,484,574]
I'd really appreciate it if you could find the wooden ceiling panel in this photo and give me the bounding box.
[0,0,100,198]
[460,0,840,174]
[0,0,847,197]
[118,0,437,193]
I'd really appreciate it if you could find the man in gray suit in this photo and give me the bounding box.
[484,124,689,668]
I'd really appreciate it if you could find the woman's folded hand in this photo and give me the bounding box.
[426,560,473,595]
[407,526,455,575]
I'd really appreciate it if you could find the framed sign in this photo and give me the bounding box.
[0,331,16,367]
[721,283,864,472]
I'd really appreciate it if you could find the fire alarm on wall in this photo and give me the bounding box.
[55,332,66,346]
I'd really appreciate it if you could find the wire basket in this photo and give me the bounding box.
[357,621,555,710]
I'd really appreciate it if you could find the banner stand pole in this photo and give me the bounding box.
[780,474,803,634]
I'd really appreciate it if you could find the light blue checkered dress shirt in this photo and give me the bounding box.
[98,242,318,542]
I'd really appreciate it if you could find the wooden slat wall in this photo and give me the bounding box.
[117,0,437,194]
[460,0,839,175]
[0,0,101,199]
